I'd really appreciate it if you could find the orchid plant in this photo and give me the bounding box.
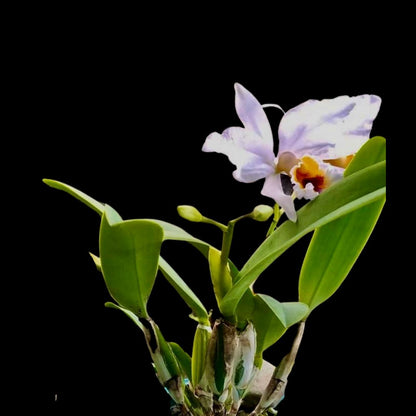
[44,83,386,415]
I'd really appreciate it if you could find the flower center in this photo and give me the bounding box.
[291,156,328,193]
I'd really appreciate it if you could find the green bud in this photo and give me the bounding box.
[177,205,204,222]
[250,205,274,222]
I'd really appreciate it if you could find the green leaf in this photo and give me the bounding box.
[220,159,386,318]
[44,179,213,258]
[104,301,149,337]
[299,137,386,310]
[346,136,386,174]
[99,205,164,318]
[150,219,211,258]
[44,179,215,319]
[147,320,185,405]
[169,342,192,382]
[158,256,210,325]
[43,178,106,216]
[106,301,185,401]
[251,295,308,360]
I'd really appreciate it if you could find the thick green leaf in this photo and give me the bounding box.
[106,301,185,399]
[43,178,106,216]
[99,205,164,318]
[44,179,212,257]
[346,136,386,174]
[299,137,386,310]
[147,320,185,405]
[170,342,192,382]
[158,256,210,325]
[299,201,384,310]
[251,294,308,361]
[220,159,386,318]
[105,301,149,337]
[45,179,214,319]
[150,219,211,258]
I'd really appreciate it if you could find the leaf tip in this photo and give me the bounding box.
[42,178,55,187]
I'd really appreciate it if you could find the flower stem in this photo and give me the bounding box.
[266,204,281,238]
[203,217,228,233]
[220,221,236,268]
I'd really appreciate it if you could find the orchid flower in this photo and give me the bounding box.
[202,83,381,221]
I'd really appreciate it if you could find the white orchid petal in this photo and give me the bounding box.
[278,95,381,159]
[222,127,275,164]
[233,158,275,183]
[202,130,275,183]
[261,174,297,222]
[234,83,274,148]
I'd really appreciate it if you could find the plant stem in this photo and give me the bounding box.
[204,217,229,233]
[220,221,236,268]
[285,319,305,367]
[266,204,281,238]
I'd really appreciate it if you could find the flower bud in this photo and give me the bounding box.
[250,205,274,222]
[177,205,204,222]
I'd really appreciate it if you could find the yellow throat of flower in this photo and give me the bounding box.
[292,156,328,193]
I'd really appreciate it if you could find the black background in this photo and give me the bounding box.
[8,5,406,415]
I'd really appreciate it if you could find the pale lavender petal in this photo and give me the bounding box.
[233,157,275,183]
[203,129,275,183]
[261,173,297,222]
[278,95,381,159]
[222,127,275,164]
[234,83,274,149]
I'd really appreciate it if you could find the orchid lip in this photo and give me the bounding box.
[290,155,345,200]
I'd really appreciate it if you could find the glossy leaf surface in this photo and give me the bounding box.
[44,179,214,319]
[251,294,308,360]
[170,342,192,382]
[43,179,211,256]
[99,205,164,318]
[43,178,105,215]
[105,301,149,337]
[220,158,386,318]
[150,219,211,258]
[299,137,386,310]
[159,256,210,325]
